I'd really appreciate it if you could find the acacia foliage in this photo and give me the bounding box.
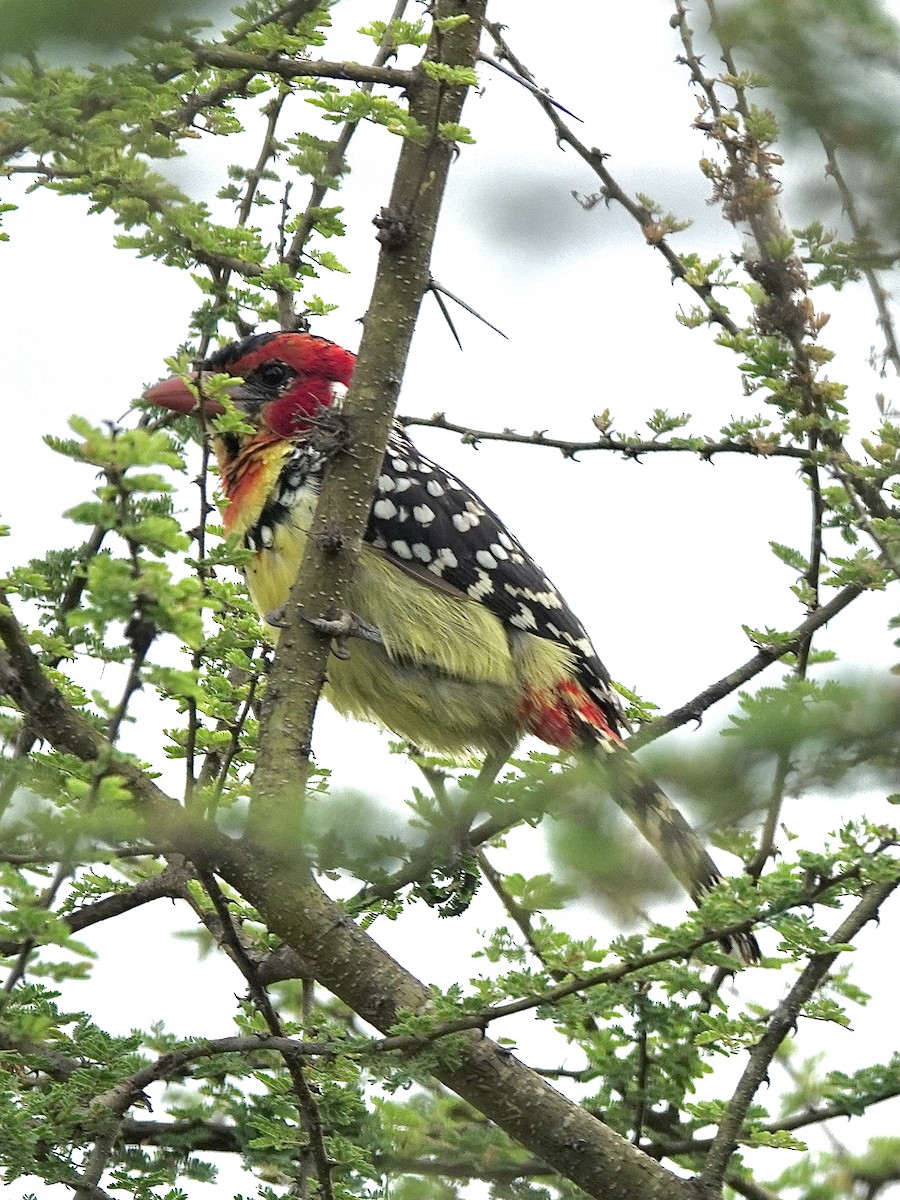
[2,3,900,1199]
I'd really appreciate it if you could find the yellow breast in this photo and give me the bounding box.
[243,503,577,757]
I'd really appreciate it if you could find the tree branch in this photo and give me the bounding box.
[627,578,868,749]
[190,45,416,88]
[482,19,740,335]
[699,871,900,1193]
[246,1,484,838]
[0,861,191,957]
[398,412,811,460]
[822,139,900,377]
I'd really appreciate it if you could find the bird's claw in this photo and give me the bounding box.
[264,606,289,629]
[315,610,383,659]
[306,608,383,659]
[265,605,382,658]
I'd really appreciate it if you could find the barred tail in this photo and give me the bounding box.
[601,746,760,964]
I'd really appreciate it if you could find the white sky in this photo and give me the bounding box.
[2,1,900,1197]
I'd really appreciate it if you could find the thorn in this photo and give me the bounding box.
[431,285,463,350]
[428,278,508,341]
[476,52,584,123]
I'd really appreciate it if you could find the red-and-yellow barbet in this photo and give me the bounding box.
[145,331,758,961]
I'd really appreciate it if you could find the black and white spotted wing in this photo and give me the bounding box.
[364,426,622,732]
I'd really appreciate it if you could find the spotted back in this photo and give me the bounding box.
[365,427,623,735]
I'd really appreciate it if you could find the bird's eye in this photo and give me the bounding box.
[255,362,291,390]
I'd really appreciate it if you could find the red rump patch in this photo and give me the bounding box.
[518,680,622,750]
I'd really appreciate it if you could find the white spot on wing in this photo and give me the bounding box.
[468,571,494,599]
[504,583,563,610]
[413,504,436,526]
[391,539,413,559]
[373,498,398,520]
[452,512,478,532]
[511,604,538,631]
[426,479,445,497]
[412,543,432,562]
[476,549,497,570]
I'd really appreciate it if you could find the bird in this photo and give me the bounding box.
[144,330,758,961]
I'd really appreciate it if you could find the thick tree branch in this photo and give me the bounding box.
[246,2,485,837]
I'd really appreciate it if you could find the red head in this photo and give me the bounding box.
[143,332,356,437]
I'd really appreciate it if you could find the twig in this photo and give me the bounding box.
[348,784,547,912]
[746,749,791,880]
[725,1176,783,1200]
[822,140,900,377]
[654,1060,900,1151]
[397,412,811,460]
[0,861,191,957]
[747,440,824,878]
[627,577,868,749]
[191,45,416,88]
[630,989,651,1146]
[834,466,900,580]
[794,446,826,672]
[198,871,335,1199]
[0,861,71,1011]
[0,523,107,820]
[283,0,410,273]
[482,19,740,335]
[699,871,900,1192]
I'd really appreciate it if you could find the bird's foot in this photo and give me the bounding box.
[265,605,382,658]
